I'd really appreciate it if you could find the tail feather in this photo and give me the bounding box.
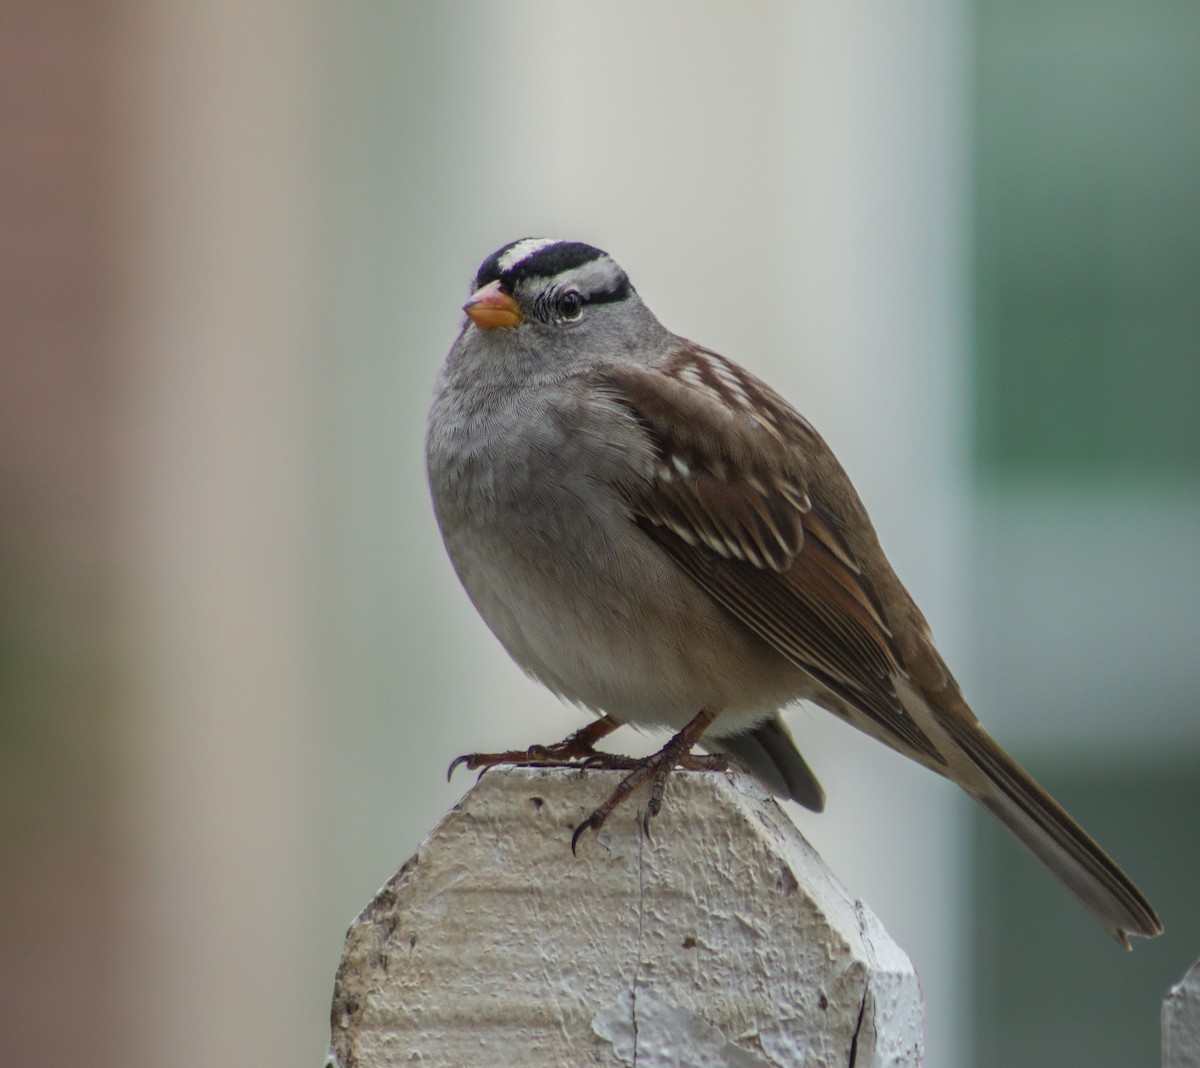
[711,716,826,813]
[948,718,1161,946]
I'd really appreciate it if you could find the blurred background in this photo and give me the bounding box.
[2,2,1197,1066]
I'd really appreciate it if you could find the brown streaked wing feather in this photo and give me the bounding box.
[598,351,945,766]
[641,518,943,764]
[641,468,803,571]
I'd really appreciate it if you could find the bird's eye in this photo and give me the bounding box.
[556,290,583,320]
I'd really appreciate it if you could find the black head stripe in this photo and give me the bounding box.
[502,241,605,285]
[473,239,632,305]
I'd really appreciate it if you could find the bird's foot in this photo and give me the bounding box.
[570,708,719,853]
[447,714,621,781]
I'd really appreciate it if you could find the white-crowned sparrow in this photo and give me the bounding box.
[426,237,1161,946]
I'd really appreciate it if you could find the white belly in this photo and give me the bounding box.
[440,501,806,733]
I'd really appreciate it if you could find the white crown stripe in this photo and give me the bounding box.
[496,237,562,274]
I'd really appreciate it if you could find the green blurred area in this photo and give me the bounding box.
[972,764,1200,1068]
[974,0,1200,483]
[970,2,1200,1065]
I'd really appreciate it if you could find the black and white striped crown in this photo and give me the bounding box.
[473,238,633,306]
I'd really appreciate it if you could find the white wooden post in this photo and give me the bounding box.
[327,767,924,1068]
[1164,958,1200,1068]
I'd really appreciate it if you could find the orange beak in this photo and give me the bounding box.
[463,279,523,329]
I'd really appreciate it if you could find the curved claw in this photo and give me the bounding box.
[570,815,601,856]
[446,753,474,782]
[640,806,655,841]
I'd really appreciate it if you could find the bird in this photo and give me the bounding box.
[425,236,1162,947]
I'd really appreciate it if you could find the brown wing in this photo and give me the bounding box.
[598,346,946,767]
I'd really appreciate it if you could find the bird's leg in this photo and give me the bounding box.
[526,714,622,762]
[447,714,621,781]
[571,707,718,853]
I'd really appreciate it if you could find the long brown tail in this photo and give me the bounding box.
[945,717,1161,947]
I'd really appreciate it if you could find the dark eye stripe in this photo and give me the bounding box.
[581,279,632,305]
